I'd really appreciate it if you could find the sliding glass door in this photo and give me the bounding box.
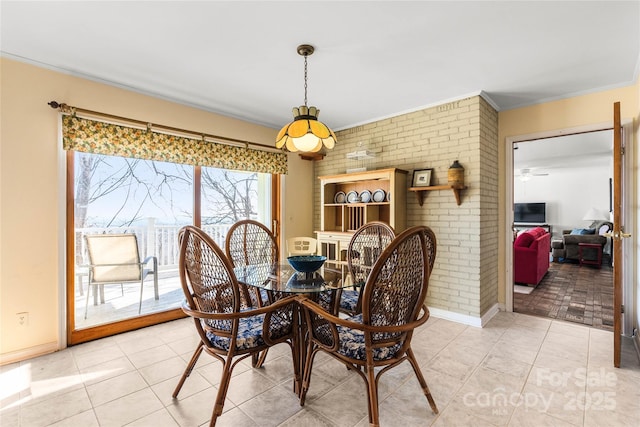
[67,151,275,344]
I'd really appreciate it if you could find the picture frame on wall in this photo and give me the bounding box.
[412,169,433,187]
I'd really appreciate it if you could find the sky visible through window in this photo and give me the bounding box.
[76,152,259,228]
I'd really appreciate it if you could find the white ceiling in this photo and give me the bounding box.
[1,1,639,131]
[513,130,614,174]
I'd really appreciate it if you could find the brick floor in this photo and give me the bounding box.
[514,260,613,331]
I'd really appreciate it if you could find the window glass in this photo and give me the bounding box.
[200,167,272,247]
[74,152,192,328]
[72,153,274,331]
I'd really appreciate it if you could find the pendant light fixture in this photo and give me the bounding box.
[276,44,337,154]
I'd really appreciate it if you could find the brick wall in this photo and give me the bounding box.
[314,95,499,320]
[478,97,499,315]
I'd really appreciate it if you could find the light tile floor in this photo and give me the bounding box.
[1,311,639,426]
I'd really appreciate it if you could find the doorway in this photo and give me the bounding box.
[505,122,635,337]
[511,130,614,330]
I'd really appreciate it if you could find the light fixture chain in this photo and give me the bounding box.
[303,54,308,107]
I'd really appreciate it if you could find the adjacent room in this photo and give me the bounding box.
[512,131,615,330]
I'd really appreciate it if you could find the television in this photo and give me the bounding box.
[514,202,546,224]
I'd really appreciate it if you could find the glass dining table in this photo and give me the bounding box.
[235,262,345,295]
[234,261,349,395]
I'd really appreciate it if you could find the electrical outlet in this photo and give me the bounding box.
[16,312,29,326]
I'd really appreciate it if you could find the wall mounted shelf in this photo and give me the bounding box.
[409,184,467,206]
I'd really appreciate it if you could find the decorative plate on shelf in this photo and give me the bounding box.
[386,191,391,202]
[346,191,359,203]
[360,189,372,203]
[372,189,386,203]
[334,191,346,204]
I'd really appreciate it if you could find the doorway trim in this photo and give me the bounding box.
[505,121,634,336]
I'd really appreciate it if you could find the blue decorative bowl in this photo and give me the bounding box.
[287,255,327,273]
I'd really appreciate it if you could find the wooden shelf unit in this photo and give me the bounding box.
[316,168,407,263]
[409,184,467,206]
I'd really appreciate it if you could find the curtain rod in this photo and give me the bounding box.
[47,101,280,152]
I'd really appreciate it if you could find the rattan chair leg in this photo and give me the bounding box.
[406,349,438,414]
[366,365,379,427]
[299,344,317,405]
[172,343,204,398]
[252,349,269,368]
[291,307,303,397]
[293,343,302,396]
[211,358,235,426]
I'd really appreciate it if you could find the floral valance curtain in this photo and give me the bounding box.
[62,115,288,174]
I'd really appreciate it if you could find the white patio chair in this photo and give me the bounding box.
[84,233,158,319]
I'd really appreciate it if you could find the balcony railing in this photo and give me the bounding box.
[75,219,233,271]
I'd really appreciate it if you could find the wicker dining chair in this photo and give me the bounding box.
[338,221,395,316]
[225,219,280,366]
[299,226,438,426]
[172,226,298,427]
[225,219,278,307]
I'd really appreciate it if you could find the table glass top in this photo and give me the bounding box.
[235,263,345,294]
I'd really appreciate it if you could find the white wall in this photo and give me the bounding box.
[514,164,611,238]
[281,157,316,258]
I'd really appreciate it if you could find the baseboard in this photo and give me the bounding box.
[0,341,59,366]
[481,303,501,326]
[634,331,640,363]
[428,303,499,328]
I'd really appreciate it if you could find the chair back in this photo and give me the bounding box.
[347,221,395,287]
[286,236,317,256]
[361,226,436,338]
[225,219,278,307]
[85,234,142,283]
[179,226,243,334]
[225,220,278,267]
[422,226,437,277]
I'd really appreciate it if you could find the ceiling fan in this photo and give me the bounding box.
[515,168,549,182]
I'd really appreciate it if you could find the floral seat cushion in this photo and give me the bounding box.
[336,314,402,361]
[205,313,274,351]
[339,289,359,312]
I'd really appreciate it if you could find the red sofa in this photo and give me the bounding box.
[514,227,551,286]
